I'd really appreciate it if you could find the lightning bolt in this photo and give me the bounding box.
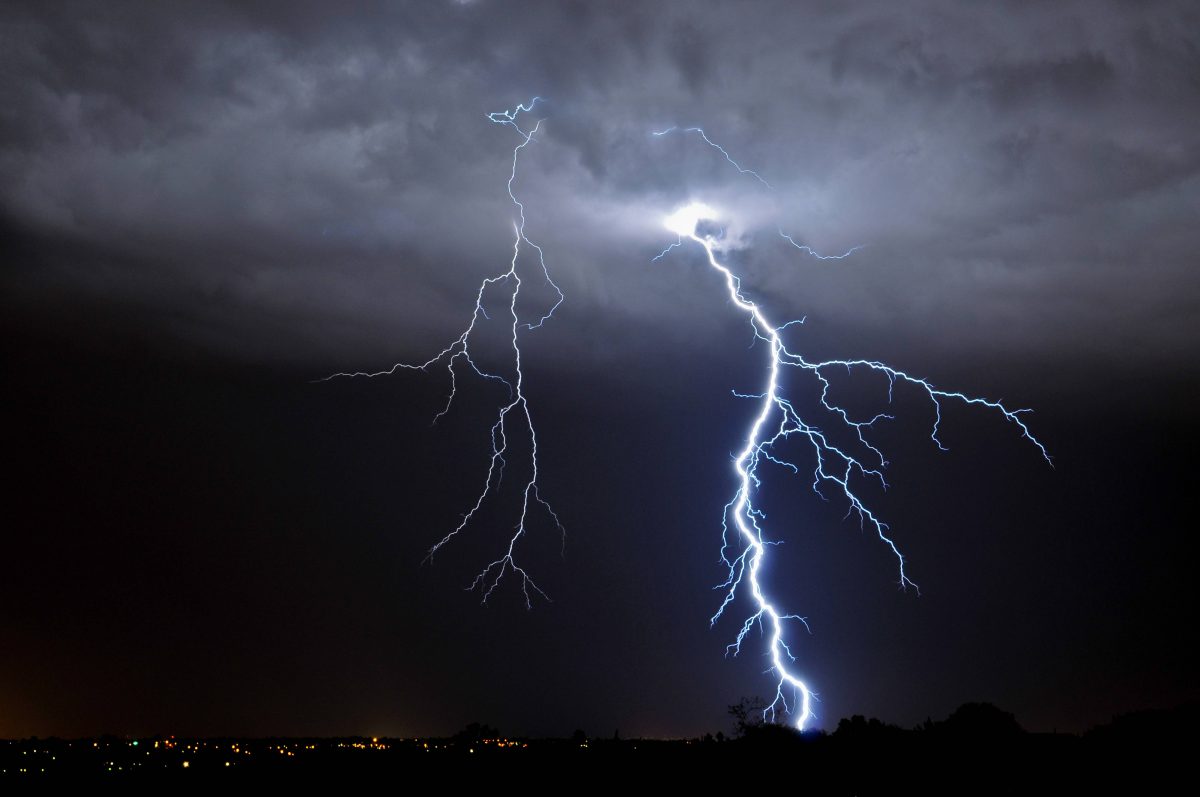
[320,98,563,608]
[322,103,1051,730]
[654,132,1051,731]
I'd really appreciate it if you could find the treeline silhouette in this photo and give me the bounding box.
[705,699,1194,790]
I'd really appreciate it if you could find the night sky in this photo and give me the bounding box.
[2,1,1197,739]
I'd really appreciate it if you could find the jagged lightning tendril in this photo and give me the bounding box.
[654,125,861,260]
[778,229,864,261]
[320,98,563,608]
[659,202,1049,728]
[653,126,772,189]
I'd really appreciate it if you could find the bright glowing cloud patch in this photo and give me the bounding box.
[663,202,719,237]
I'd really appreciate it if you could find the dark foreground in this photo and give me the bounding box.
[3,704,1192,790]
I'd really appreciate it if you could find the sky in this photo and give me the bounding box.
[1,0,1197,738]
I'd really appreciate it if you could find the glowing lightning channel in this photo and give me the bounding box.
[778,229,863,260]
[656,134,1050,731]
[654,126,862,260]
[320,98,563,608]
[653,126,773,188]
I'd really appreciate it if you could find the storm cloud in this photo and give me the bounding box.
[3,0,1197,375]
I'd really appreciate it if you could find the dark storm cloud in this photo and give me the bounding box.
[3,1,1199,741]
[1,0,1198,372]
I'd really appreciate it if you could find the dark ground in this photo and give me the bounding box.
[2,703,1192,789]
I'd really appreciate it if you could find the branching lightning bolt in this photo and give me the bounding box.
[320,104,1050,728]
[655,132,1051,731]
[320,98,563,608]
[653,126,863,260]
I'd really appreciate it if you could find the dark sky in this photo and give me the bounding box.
[2,1,1197,738]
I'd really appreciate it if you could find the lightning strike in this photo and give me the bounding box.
[654,125,860,260]
[320,98,563,607]
[324,102,1050,729]
[654,133,1050,731]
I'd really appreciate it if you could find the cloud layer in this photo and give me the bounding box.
[3,1,1198,375]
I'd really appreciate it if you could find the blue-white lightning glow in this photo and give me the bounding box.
[321,98,563,607]
[653,126,772,188]
[322,103,1051,731]
[653,126,862,261]
[653,134,1050,732]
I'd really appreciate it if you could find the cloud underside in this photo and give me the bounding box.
[2,0,1197,369]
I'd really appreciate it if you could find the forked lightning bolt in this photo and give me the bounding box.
[652,126,863,261]
[320,98,563,607]
[654,131,1050,730]
[322,104,1050,731]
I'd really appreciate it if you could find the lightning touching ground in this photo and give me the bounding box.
[325,104,1050,730]
[652,127,1051,730]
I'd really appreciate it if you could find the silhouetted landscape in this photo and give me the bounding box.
[4,702,1192,786]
